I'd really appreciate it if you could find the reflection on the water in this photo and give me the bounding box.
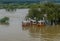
[22,25,60,41]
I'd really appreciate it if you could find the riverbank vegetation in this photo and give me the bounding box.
[0,3,60,11]
[0,3,32,9]
[26,3,60,25]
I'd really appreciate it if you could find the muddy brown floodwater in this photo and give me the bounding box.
[0,9,60,41]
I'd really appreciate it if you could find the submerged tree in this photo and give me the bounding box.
[26,3,60,25]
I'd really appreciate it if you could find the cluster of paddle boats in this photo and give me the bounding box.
[22,18,45,27]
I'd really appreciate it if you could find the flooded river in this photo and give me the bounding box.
[0,9,60,41]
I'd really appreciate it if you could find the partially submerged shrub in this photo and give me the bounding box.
[0,17,9,24]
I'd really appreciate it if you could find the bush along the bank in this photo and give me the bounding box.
[0,17,9,24]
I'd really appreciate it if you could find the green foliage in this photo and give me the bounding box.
[27,3,60,21]
[27,5,42,21]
